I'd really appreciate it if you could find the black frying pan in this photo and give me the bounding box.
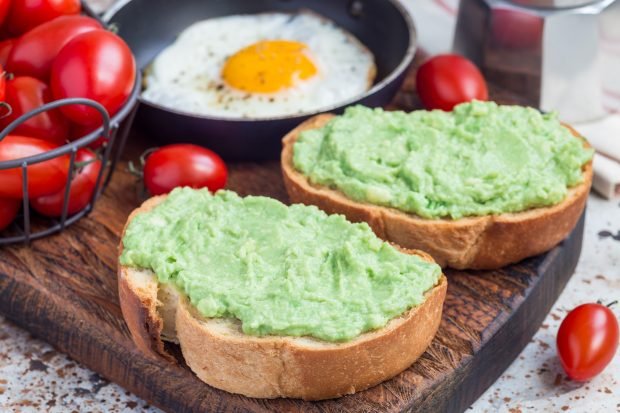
[104,0,416,161]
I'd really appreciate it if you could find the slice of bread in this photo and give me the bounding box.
[281,114,593,270]
[118,195,447,400]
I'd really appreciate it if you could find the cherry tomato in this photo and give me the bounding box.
[0,0,10,30]
[0,64,5,102]
[0,66,8,119]
[31,148,101,217]
[143,144,227,195]
[50,30,135,125]
[1,76,69,145]
[416,54,488,111]
[557,303,619,381]
[0,196,20,231]
[8,0,80,36]
[6,15,102,80]
[69,123,108,149]
[0,135,69,198]
[0,39,15,67]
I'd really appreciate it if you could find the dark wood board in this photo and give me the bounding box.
[0,64,583,413]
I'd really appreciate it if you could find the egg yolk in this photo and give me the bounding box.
[222,40,318,93]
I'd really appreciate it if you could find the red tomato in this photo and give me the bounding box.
[50,30,135,125]
[8,0,80,35]
[6,15,101,80]
[1,76,69,145]
[416,54,488,111]
[31,148,101,217]
[0,65,7,119]
[557,303,619,381]
[0,39,14,67]
[143,144,227,195]
[0,64,5,102]
[0,0,10,30]
[0,135,69,198]
[0,196,20,231]
[69,123,108,149]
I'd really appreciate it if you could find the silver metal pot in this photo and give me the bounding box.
[454,0,619,122]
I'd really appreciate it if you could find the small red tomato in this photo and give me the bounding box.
[557,303,619,381]
[0,196,20,231]
[0,39,15,67]
[416,54,489,111]
[69,123,108,149]
[0,135,69,198]
[143,144,227,195]
[31,148,101,217]
[7,0,81,35]
[50,30,136,125]
[0,0,10,30]
[6,15,102,80]
[0,64,6,102]
[1,76,69,145]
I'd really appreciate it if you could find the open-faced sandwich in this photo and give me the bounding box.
[118,188,446,400]
[282,101,593,269]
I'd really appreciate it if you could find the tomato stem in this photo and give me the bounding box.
[107,23,119,34]
[74,158,98,170]
[127,147,160,178]
[139,147,159,166]
[127,161,143,178]
[0,102,12,119]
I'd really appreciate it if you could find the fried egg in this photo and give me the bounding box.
[142,12,376,119]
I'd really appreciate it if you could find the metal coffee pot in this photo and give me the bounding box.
[454,0,619,122]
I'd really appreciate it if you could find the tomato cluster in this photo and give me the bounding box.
[0,0,136,231]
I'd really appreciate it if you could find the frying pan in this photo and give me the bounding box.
[104,0,416,161]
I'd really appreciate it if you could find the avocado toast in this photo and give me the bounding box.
[118,188,447,400]
[281,102,593,269]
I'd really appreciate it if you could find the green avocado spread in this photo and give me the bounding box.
[119,188,442,342]
[293,101,593,219]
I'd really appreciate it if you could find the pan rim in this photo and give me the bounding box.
[103,0,417,123]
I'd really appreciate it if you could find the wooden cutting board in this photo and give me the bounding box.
[0,65,584,413]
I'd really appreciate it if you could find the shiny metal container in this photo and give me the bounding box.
[454,0,619,122]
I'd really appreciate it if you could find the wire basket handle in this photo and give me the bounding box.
[0,98,111,168]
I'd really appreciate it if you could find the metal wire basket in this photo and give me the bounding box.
[0,72,141,245]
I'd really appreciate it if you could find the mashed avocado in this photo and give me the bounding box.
[293,101,593,219]
[120,188,441,342]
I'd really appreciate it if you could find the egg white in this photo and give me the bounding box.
[142,12,376,119]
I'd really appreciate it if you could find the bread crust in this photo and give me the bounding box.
[177,275,446,400]
[117,194,447,400]
[118,196,174,361]
[281,114,593,269]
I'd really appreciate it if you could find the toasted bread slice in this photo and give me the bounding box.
[118,195,447,400]
[281,114,593,270]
